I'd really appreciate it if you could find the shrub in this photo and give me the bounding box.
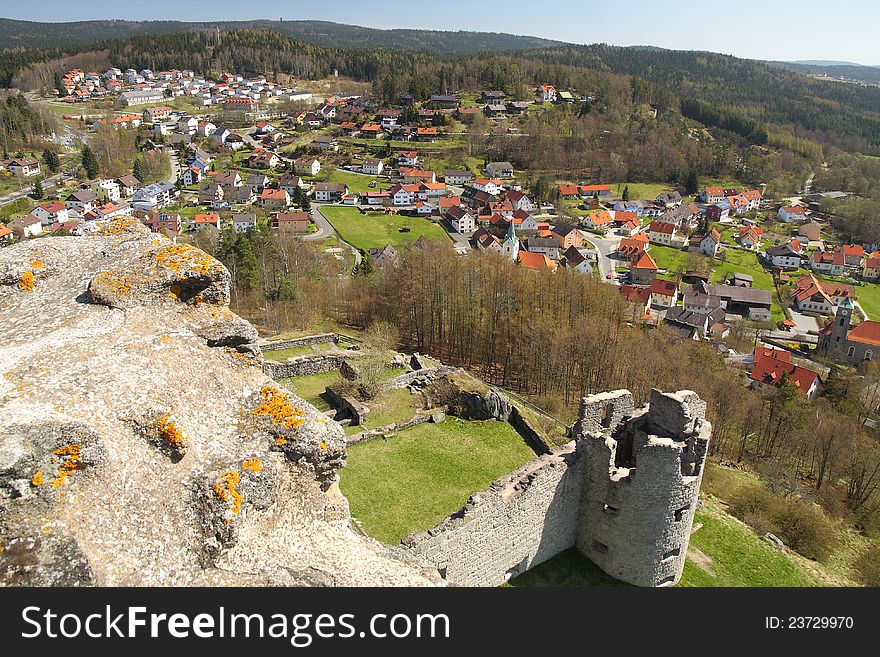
[728,483,838,562]
[853,544,880,587]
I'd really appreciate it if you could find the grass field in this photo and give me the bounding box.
[320,205,449,251]
[340,418,538,544]
[325,169,389,194]
[646,244,689,272]
[277,371,342,412]
[263,343,329,361]
[854,281,880,320]
[610,182,674,200]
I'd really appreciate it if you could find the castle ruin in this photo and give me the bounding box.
[400,388,711,587]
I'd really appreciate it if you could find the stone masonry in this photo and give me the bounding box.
[400,388,711,587]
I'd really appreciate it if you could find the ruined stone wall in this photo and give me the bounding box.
[400,447,583,587]
[399,388,710,588]
[259,333,338,352]
[262,354,347,379]
[383,365,460,390]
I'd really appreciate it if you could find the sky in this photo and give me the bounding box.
[4,0,879,65]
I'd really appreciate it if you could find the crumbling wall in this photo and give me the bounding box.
[262,354,347,379]
[400,446,583,587]
[400,388,710,588]
[259,333,338,352]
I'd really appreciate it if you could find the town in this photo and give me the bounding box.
[2,64,875,399]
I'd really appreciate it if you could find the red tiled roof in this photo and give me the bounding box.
[518,250,558,272]
[848,321,880,347]
[750,348,818,394]
[632,251,658,270]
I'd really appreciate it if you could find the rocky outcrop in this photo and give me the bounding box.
[0,219,436,587]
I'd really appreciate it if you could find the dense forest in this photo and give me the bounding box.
[0,91,55,154]
[0,18,562,53]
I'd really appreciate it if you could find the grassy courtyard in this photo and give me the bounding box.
[325,169,389,194]
[340,418,538,544]
[277,371,341,412]
[320,205,449,251]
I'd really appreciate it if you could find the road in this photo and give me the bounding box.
[0,170,77,206]
[589,232,624,284]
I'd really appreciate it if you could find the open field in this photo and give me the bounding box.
[325,169,389,194]
[854,281,880,320]
[320,205,449,251]
[340,418,538,544]
[610,182,674,200]
[277,371,341,412]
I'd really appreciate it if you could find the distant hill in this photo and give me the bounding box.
[790,59,869,67]
[768,60,880,84]
[0,18,565,53]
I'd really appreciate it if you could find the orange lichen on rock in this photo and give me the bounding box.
[241,458,263,473]
[93,270,133,296]
[213,471,242,519]
[251,386,306,430]
[98,217,139,235]
[153,243,217,276]
[31,471,44,487]
[50,444,82,487]
[19,271,35,292]
[30,260,44,269]
[156,414,187,448]
[275,437,287,446]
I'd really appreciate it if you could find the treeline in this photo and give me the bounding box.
[0,92,54,155]
[342,242,880,530]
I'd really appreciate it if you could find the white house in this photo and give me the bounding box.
[177,116,198,135]
[362,159,384,176]
[66,190,98,214]
[390,184,418,206]
[232,213,257,234]
[32,201,69,226]
[779,205,806,222]
[5,157,41,177]
[471,178,502,196]
[294,158,321,177]
[647,220,680,246]
[446,206,476,233]
[700,228,721,258]
[486,161,514,178]
[91,179,121,202]
[444,170,474,186]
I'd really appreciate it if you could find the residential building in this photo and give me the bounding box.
[362,159,384,176]
[66,190,98,214]
[271,211,310,234]
[519,250,558,272]
[790,274,854,316]
[810,249,846,276]
[748,347,820,398]
[91,179,121,202]
[446,206,476,233]
[486,161,514,178]
[32,201,69,226]
[649,279,678,309]
[193,213,221,231]
[232,213,257,234]
[700,228,722,257]
[313,183,348,203]
[630,251,658,285]
[778,205,806,222]
[9,215,43,238]
[260,188,290,209]
[131,181,175,212]
[5,157,41,177]
[765,239,805,270]
[294,158,321,176]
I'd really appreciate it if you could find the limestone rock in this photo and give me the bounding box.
[0,224,434,587]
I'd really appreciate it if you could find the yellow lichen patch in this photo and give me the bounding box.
[159,335,172,344]
[30,260,44,269]
[213,471,242,519]
[153,243,218,277]
[19,271,35,292]
[275,437,287,446]
[31,471,44,487]
[94,270,133,296]
[319,442,328,450]
[50,444,82,488]
[241,458,263,473]
[98,217,139,235]
[251,386,306,431]
[155,414,187,448]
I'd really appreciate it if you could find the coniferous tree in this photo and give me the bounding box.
[32,177,43,199]
[133,157,145,182]
[81,144,99,179]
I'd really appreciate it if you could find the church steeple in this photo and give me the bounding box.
[502,218,519,261]
[824,296,854,355]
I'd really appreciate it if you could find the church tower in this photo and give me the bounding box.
[501,219,519,261]
[822,297,854,355]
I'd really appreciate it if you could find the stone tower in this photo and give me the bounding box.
[820,296,854,355]
[502,219,519,261]
[572,389,711,587]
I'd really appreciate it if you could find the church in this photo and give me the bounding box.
[818,298,880,365]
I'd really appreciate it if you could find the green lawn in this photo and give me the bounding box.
[711,248,774,288]
[507,549,626,587]
[340,418,538,544]
[647,244,689,272]
[855,282,880,320]
[326,169,389,194]
[320,205,449,251]
[611,182,674,200]
[362,387,421,429]
[263,343,328,361]
[276,371,342,412]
